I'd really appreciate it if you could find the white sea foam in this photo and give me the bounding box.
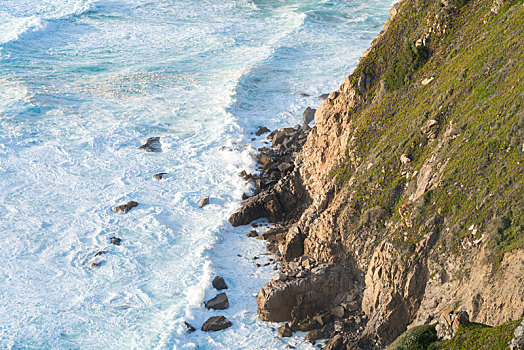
[0,0,393,348]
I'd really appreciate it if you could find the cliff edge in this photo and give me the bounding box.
[233,0,524,348]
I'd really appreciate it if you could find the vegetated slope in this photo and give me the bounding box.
[257,0,524,347]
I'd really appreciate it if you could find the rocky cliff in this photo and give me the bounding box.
[232,0,524,348]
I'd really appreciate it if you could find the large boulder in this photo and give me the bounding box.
[212,276,228,290]
[257,264,355,322]
[201,316,233,332]
[205,292,229,310]
[229,191,282,226]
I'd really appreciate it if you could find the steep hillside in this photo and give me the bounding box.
[232,0,524,348]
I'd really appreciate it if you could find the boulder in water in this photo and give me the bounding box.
[212,276,228,290]
[199,197,210,208]
[138,137,161,152]
[110,237,121,245]
[113,201,138,214]
[153,172,167,180]
[201,316,233,332]
[205,292,229,310]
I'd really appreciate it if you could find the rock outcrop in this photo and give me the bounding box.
[231,0,524,347]
[201,316,232,332]
[205,292,229,310]
[113,201,138,214]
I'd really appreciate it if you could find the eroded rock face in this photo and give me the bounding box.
[362,241,429,345]
[257,264,356,322]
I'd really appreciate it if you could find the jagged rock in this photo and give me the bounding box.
[330,306,345,319]
[247,230,258,238]
[257,264,355,322]
[138,137,161,152]
[324,334,345,350]
[205,292,229,310]
[201,316,232,332]
[229,191,282,226]
[113,201,138,214]
[303,107,316,126]
[280,227,305,262]
[212,276,228,290]
[435,310,470,340]
[153,172,166,180]
[184,321,196,333]
[319,93,329,100]
[258,153,273,165]
[305,328,327,342]
[110,237,121,245]
[278,162,293,173]
[278,323,292,337]
[256,126,271,136]
[296,317,320,332]
[199,197,210,208]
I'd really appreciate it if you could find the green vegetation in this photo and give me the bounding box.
[390,319,521,350]
[328,0,524,264]
[435,319,521,350]
[388,325,438,350]
[385,40,429,90]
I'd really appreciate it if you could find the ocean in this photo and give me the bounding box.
[0,0,393,348]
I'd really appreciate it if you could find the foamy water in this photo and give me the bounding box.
[0,0,393,348]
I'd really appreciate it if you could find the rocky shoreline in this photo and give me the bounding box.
[228,109,375,349]
[227,0,524,349]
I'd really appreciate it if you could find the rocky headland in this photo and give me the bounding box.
[231,0,524,348]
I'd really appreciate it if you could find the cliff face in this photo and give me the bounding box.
[240,0,524,348]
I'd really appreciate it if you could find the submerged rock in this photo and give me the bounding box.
[205,292,229,310]
[247,230,258,238]
[138,137,162,152]
[256,126,270,136]
[201,316,233,332]
[153,172,167,180]
[184,321,196,333]
[110,237,122,245]
[212,276,228,290]
[112,201,138,214]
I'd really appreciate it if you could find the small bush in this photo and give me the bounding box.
[385,39,429,91]
[388,324,438,350]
